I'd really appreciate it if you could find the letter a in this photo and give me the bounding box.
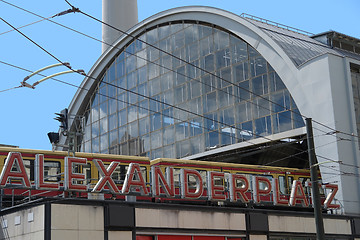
[0,152,30,188]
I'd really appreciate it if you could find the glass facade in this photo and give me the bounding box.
[80,21,304,158]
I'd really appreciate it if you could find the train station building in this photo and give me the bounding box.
[0,0,356,239]
[55,0,360,216]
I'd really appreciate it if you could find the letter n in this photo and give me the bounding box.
[151,166,174,197]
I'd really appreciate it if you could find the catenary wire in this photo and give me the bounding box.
[0,8,350,171]
[0,0,310,137]
[0,58,318,166]
[74,2,357,143]
[2,0,354,164]
[70,2,342,137]
[0,0,339,139]
[0,18,48,36]
[1,3,356,170]
[0,16,315,159]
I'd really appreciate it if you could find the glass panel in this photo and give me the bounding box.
[176,140,190,158]
[191,135,205,154]
[175,122,189,141]
[231,36,248,63]
[151,129,162,149]
[163,108,174,126]
[234,62,249,83]
[204,113,218,132]
[250,56,267,77]
[109,129,118,146]
[150,113,161,131]
[203,92,217,113]
[109,113,117,131]
[127,71,137,89]
[206,131,219,149]
[163,126,175,145]
[100,134,109,152]
[215,48,231,69]
[163,144,175,158]
[252,75,268,96]
[139,117,150,136]
[190,117,203,136]
[129,121,139,138]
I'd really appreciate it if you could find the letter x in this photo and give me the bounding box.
[92,160,119,193]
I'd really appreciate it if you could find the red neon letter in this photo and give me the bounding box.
[207,171,226,201]
[229,174,249,203]
[324,184,340,209]
[122,163,148,195]
[64,157,88,191]
[272,178,288,205]
[0,152,30,188]
[151,166,175,197]
[180,169,203,199]
[253,176,272,203]
[289,180,309,207]
[92,159,120,194]
[34,154,59,190]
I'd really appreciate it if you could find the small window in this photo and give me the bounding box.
[44,161,61,182]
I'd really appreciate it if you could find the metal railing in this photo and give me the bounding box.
[240,13,314,36]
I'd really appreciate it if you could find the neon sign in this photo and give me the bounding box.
[0,152,340,209]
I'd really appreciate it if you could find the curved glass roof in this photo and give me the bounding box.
[79,21,304,159]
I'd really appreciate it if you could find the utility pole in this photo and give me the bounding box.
[306,118,325,240]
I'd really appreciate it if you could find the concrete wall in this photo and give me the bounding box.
[135,208,246,231]
[51,204,104,240]
[0,205,44,240]
[268,215,352,235]
[1,201,360,239]
[108,231,132,240]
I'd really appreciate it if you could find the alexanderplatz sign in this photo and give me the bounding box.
[0,152,340,209]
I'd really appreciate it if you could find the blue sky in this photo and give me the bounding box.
[0,0,359,150]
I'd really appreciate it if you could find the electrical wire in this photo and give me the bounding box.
[0,17,69,70]
[0,58,316,167]
[4,59,356,180]
[0,18,48,36]
[0,85,23,93]
[1,0,332,138]
[71,2,340,137]
[2,0,355,154]
[73,2,357,143]
[0,0,308,136]
[1,2,357,174]
[0,16,314,160]
[0,13,351,176]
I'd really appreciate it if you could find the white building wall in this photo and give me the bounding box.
[51,204,104,240]
[295,54,360,214]
[0,205,44,240]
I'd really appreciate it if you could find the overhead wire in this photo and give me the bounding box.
[0,15,311,156]
[1,4,359,210]
[0,0,332,138]
[0,6,349,175]
[0,18,48,36]
[1,1,357,173]
[1,0,354,166]
[76,1,359,143]
[0,58,312,166]
[68,1,346,138]
[2,0,356,146]
[0,0,308,138]
[5,58,358,179]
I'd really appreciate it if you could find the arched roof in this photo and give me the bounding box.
[66,6,312,131]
